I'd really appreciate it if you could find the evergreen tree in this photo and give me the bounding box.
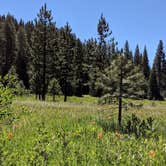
[142,46,150,79]
[57,23,75,102]
[83,39,98,95]
[161,46,166,97]
[97,14,112,70]
[0,15,17,76]
[154,40,164,97]
[110,39,118,59]
[31,4,54,100]
[74,39,84,97]
[134,44,141,66]
[48,78,62,101]
[15,26,29,88]
[161,60,166,97]
[25,21,34,48]
[0,21,6,75]
[149,65,162,100]
[102,53,146,125]
[124,40,132,60]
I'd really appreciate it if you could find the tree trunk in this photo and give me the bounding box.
[64,80,67,102]
[64,94,67,102]
[53,94,55,102]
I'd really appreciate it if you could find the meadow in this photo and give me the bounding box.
[0,95,166,165]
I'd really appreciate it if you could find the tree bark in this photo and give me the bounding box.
[64,80,67,102]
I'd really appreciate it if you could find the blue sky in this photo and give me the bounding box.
[0,0,166,65]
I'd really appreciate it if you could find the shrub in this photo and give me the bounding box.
[98,94,118,105]
[97,114,157,138]
[123,114,157,138]
[0,74,27,96]
[48,78,62,101]
[0,83,13,122]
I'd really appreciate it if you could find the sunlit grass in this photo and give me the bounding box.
[0,95,166,165]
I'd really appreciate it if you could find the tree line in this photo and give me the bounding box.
[0,4,166,102]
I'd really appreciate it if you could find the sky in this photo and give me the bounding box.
[0,0,166,65]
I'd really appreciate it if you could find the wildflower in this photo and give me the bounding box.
[149,150,156,157]
[97,133,102,139]
[7,133,14,139]
[115,131,121,138]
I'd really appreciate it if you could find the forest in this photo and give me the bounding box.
[0,4,166,101]
[0,3,166,165]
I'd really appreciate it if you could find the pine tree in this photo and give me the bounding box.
[153,40,164,98]
[83,39,98,95]
[31,4,54,100]
[142,46,150,79]
[74,39,84,97]
[161,47,166,97]
[48,78,62,101]
[149,65,161,100]
[57,23,75,102]
[0,20,6,75]
[0,15,17,76]
[25,21,34,48]
[124,40,132,60]
[102,52,146,125]
[84,38,103,96]
[110,39,118,60]
[97,14,112,70]
[15,26,29,88]
[134,44,141,66]
[161,61,166,97]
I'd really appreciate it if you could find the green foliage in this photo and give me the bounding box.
[124,40,133,60]
[0,5,166,103]
[0,83,13,110]
[97,14,113,70]
[98,93,118,105]
[141,46,150,80]
[0,82,13,122]
[48,78,62,101]
[152,40,166,99]
[97,114,158,138]
[0,14,16,76]
[73,39,84,97]
[134,44,141,66]
[123,114,157,138]
[15,26,30,89]
[89,67,104,97]
[30,3,54,100]
[149,65,163,100]
[0,97,165,165]
[1,67,27,96]
[102,55,147,99]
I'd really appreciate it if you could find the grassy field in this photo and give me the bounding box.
[0,95,166,165]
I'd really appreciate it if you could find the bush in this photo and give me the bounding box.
[0,83,14,122]
[98,94,118,105]
[123,114,157,138]
[48,78,62,101]
[97,114,157,138]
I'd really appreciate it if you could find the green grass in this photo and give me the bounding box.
[0,95,166,165]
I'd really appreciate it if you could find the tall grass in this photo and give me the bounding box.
[0,96,165,165]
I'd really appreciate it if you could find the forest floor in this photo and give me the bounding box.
[0,95,166,165]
